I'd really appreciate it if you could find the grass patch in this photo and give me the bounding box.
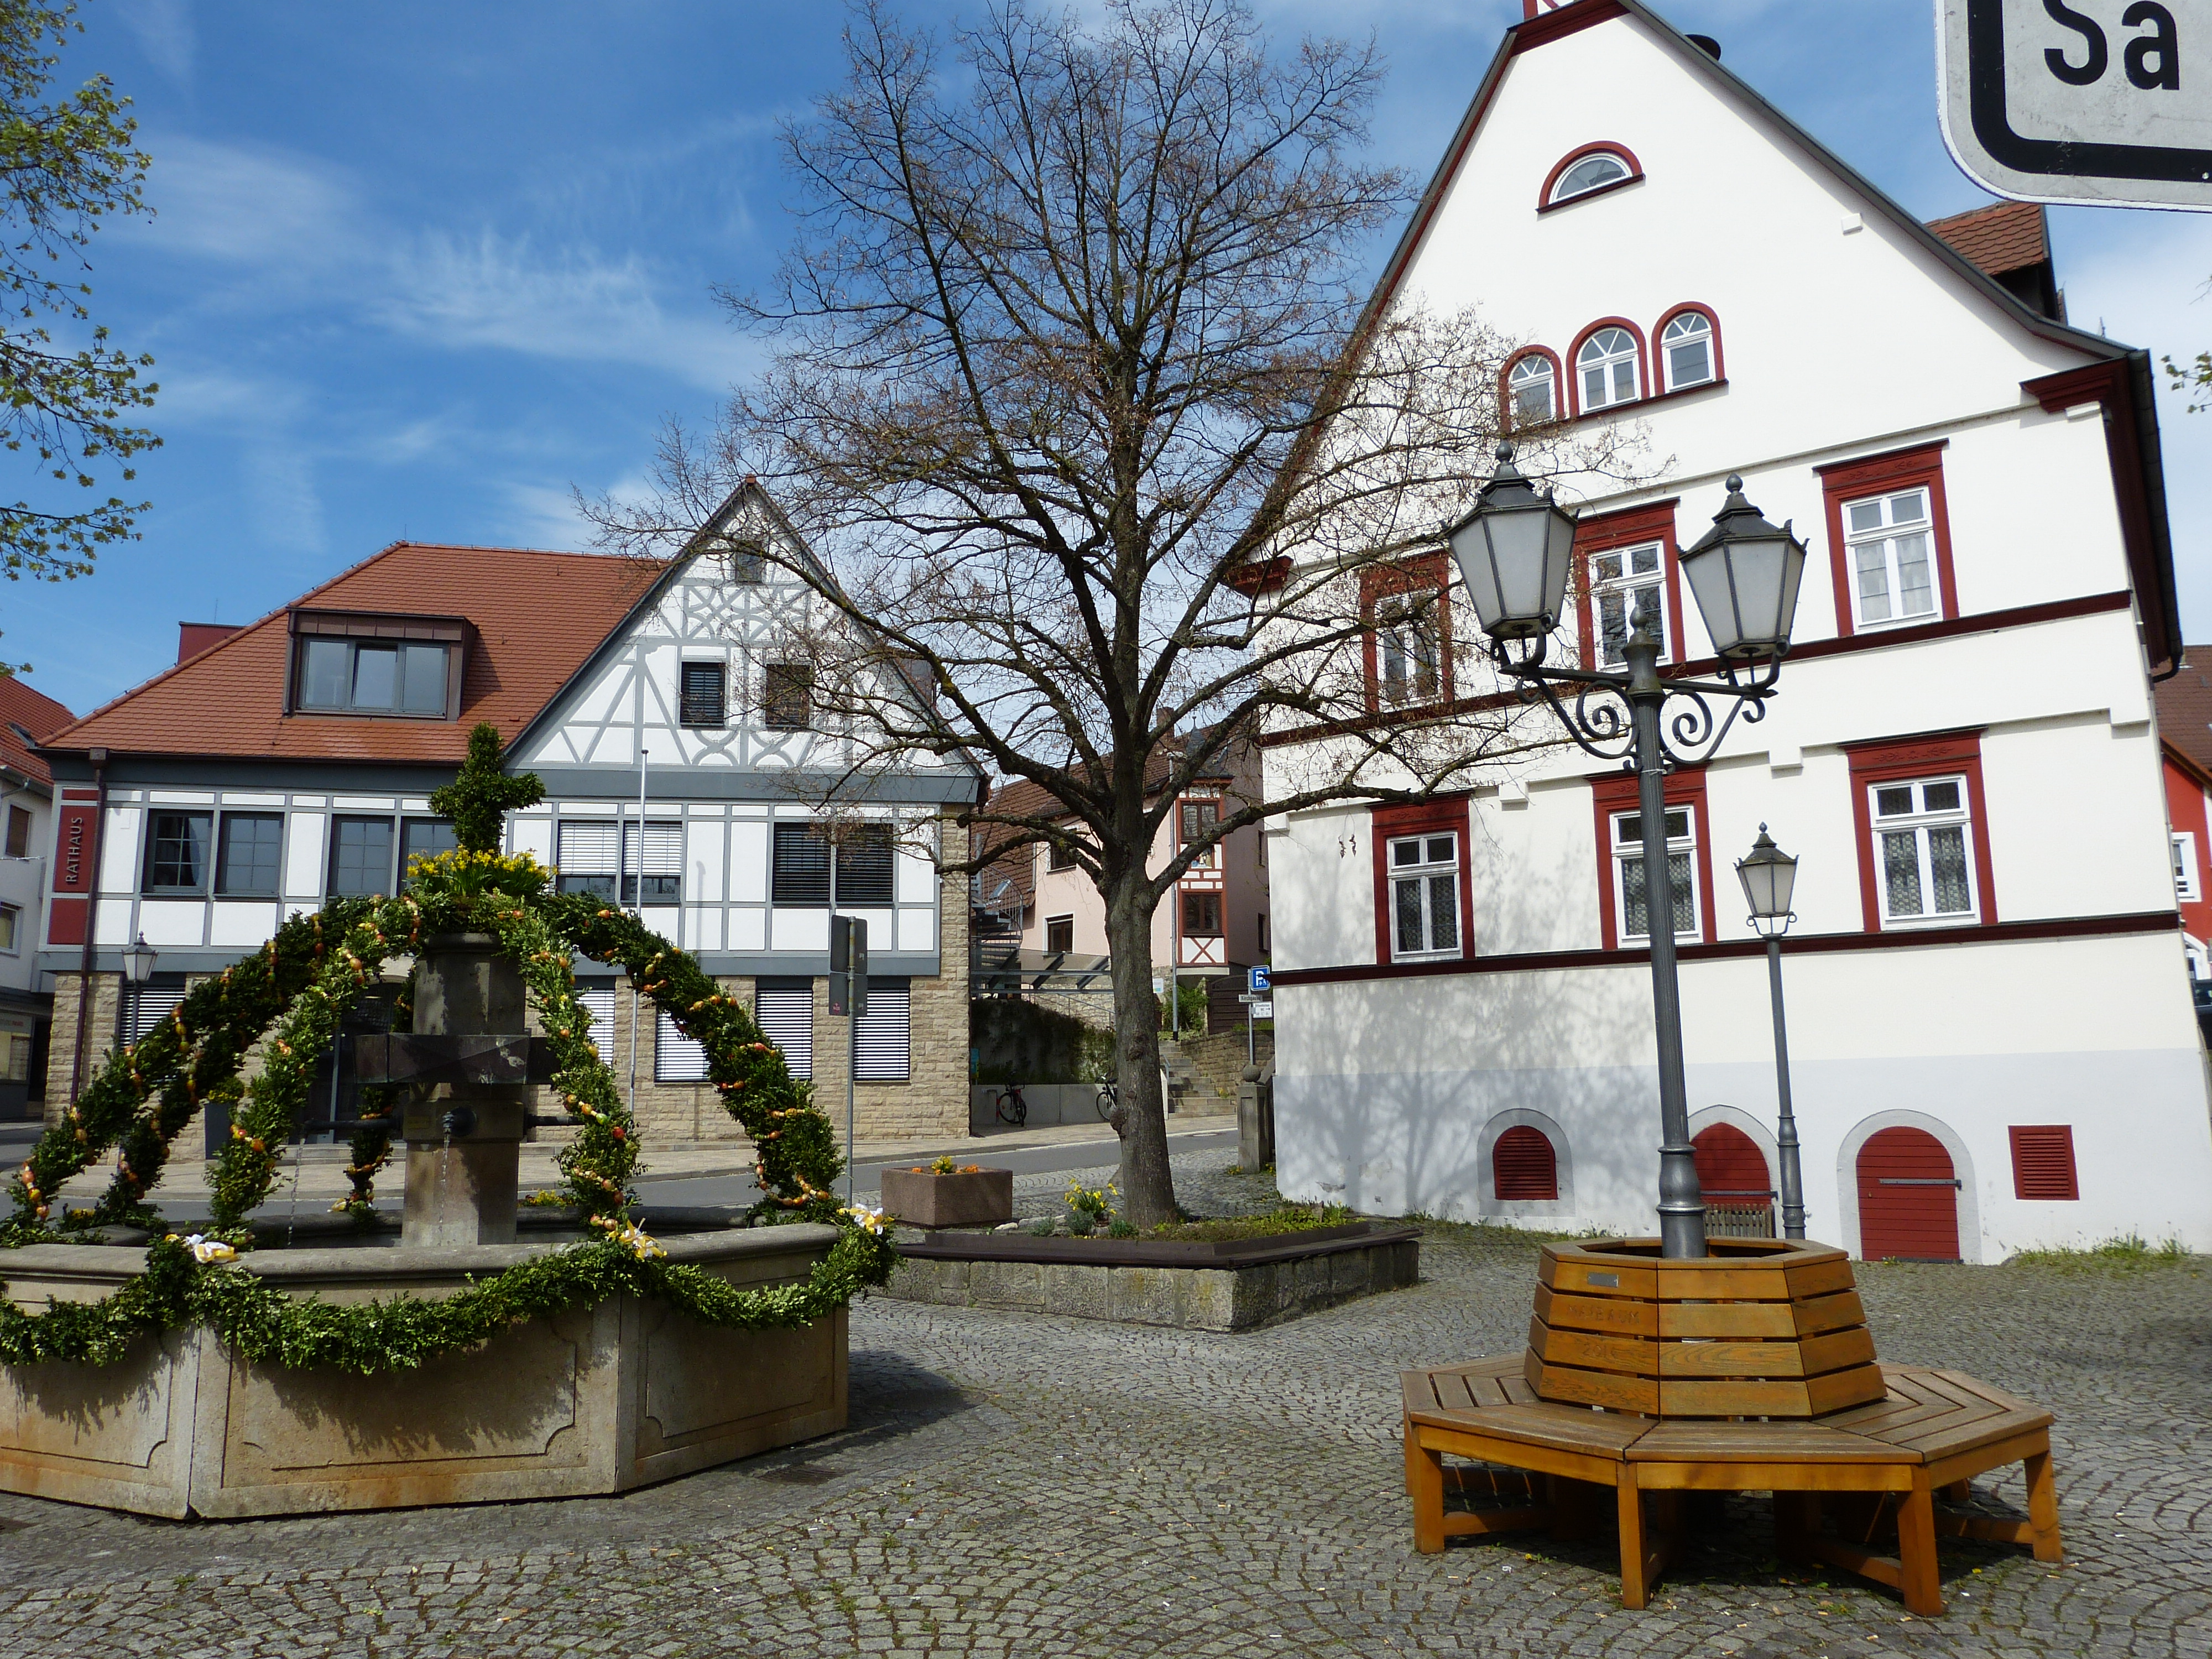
[2007,1233,2195,1273]
[1144,1203,1361,1243]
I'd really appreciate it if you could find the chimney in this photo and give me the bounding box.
[177,622,243,666]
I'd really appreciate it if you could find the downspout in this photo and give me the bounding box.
[66,748,109,1107]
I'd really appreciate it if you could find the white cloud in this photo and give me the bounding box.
[116,0,194,87]
[380,229,752,390]
[133,136,749,390]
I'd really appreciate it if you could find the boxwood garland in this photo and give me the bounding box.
[0,854,895,1372]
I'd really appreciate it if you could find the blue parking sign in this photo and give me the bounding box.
[1248,965,1270,994]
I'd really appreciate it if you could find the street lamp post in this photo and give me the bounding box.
[1446,447,1808,1260]
[120,932,158,1037]
[1736,826,1807,1240]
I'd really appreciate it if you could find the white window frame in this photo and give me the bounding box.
[1508,354,1557,424]
[1661,311,1715,390]
[1589,541,1668,668]
[1844,485,1938,630]
[1044,913,1075,953]
[1576,328,1640,411]
[1387,832,1462,961]
[1610,805,1702,944]
[1375,596,1441,706]
[1550,151,1631,204]
[2176,832,2202,904]
[2187,935,2210,981]
[1869,775,1979,928]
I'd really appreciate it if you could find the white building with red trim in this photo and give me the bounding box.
[1258,1,2212,1261]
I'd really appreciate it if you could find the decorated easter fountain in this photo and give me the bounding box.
[0,728,890,1517]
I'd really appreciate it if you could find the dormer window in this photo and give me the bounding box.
[289,612,464,719]
[1540,144,1642,211]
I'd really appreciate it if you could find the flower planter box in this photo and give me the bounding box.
[880,1167,1015,1229]
[885,1222,1421,1331]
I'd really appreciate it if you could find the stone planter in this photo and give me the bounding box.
[880,1167,1015,1229]
[0,1224,846,1519]
[885,1222,1420,1331]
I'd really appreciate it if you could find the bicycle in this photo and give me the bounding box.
[992,1082,1029,1126]
[1094,1079,1119,1122]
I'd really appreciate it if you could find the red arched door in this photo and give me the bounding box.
[1856,1127,1961,1261]
[1694,1124,1774,1236]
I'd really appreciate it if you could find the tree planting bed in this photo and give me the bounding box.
[883,1221,1420,1331]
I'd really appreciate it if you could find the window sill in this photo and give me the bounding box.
[1573,378,1729,425]
[1536,173,1645,215]
[1876,914,1980,932]
[287,708,455,721]
[1848,611,1947,635]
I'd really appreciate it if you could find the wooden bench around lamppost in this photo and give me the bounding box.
[1401,1242,2062,1616]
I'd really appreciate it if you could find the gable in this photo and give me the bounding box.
[1392,6,2109,471]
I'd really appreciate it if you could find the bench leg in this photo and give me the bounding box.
[1775,1490,1820,1561]
[1941,1479,1972,1503]
[1616,1470,1651,1609]
[1897,1474,1943,1618]
[1407,1429,1446,1554]
[2024,1443,2063,1564]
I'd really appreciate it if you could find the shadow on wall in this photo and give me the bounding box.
[1275,840,1678,1233]
[970,996,1115,1084]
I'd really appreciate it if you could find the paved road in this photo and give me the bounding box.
[0,1145,2205,1658]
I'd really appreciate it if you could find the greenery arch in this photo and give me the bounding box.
[0,727,895,1372]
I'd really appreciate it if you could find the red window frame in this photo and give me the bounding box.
[1501,346,1567,434]
[2008,1125,2079,1201]
[1817,441,1960,638]
[1652,302,1726,392]
[1573,499,1683,668]
[1536,141,1645,213]
[1566,317,1651,418]
[1843,729,1997,933]
[1590,766,1717,951]
[1371,797,1475,966]
[1360,554,1454,714]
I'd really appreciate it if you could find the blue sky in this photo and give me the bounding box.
[11,0,2212,718]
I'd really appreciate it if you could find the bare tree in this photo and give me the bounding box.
[589,0,1632,1224]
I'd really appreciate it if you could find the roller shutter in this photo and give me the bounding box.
[852,979,910,1081]
[755,978,813,1079]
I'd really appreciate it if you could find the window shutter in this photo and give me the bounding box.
[624,822,682,875]
[772,825,831,906]
[574,981,617,1047]
[558,821,619,875]
[1493,1125,1558,1201]
[655,1008,711,1083]
[754,979,814,1078]
[122,983,186,1045]
[834,826,895,906]
[2008,1125,2079,1201]
[852,980,910,1081]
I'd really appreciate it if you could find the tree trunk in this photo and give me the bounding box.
[1104,878,1176,1227]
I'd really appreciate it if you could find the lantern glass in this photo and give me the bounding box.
[1445,448,1578,641]
[121,933,158,986]
[1681,478,1808,662]
[1735,827,1798,922]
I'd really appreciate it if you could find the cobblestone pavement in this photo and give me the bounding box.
[0,1146,2205,1657]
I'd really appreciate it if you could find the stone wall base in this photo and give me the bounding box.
[0,1227,847,1519]
[883,1235,1417,1331]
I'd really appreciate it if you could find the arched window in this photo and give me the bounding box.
[1661,309,1716,390]
[1507,353,1557,425]
[1493,1125,1559,1201]
[1549,150,1632,205]
[1576,327,1640,411]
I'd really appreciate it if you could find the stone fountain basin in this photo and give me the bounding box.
[0,1223,847,1519]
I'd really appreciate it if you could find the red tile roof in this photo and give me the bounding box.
[2157,647,2212,775]
[44,542,661,764]
[1926,201,2048,280]
[0,673,75,787]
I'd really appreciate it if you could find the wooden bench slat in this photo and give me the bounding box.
[1540,1281,1661,1337]
[1660,1300,1797,1339]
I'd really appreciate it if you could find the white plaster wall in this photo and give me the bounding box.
[1268,808,1377,970]
[1273,928,2212,1256]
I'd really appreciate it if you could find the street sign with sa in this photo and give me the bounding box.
[1938,1,2212,210]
